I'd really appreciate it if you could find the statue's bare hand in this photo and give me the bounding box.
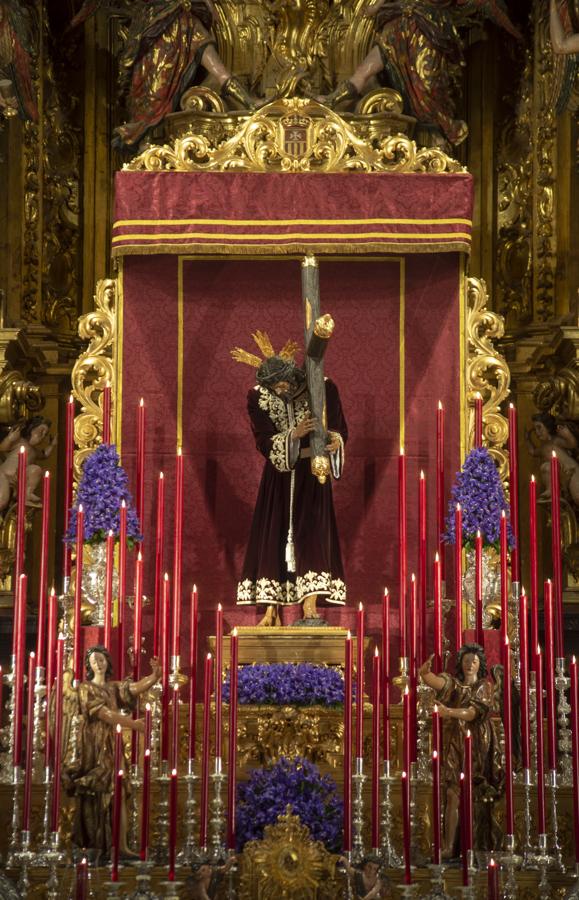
[418,654,434,680]
[132,718,146,734]
[326,432,341,453]
[150,655,162,681]
[292,416,317,440]
[436,703,451,719]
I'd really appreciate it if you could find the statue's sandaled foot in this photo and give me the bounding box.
[257,604,278,627]
[317,80,360,110]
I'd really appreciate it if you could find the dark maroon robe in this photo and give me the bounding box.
[237,379,347,606]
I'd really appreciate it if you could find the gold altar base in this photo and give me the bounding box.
[208,625,370,666]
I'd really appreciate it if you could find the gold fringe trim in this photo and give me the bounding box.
[112,240,471,257]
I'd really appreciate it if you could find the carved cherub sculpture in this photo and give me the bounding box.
[524,412,579,505]
[0,416,56,512]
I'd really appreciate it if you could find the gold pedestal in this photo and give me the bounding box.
[208,626,371,666]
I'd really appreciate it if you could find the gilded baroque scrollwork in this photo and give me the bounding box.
[239,809,340,900]
[127,97,462,174]
[466,276,510,480]
[70,278,116,480]
[231,705,344,770]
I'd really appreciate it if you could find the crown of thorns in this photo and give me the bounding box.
[230,331,299,368]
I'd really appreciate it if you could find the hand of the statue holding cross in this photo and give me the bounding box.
[291,416,317,440]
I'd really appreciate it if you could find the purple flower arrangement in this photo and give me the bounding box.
[236,756,342,851]
[64,444,142,545]
[444,447,515,550]
[222,662,346,707]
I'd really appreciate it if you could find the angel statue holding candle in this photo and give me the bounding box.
[419,644,504,856]
[61,645,161,860]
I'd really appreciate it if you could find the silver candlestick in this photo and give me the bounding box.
[535,833,553,898]
[565,863,579,899]
[502,833,521,900]
[423,864,451,900]
[210,756,227,861]
[15,829,36,896]
[7,764,22,866]
[161,881,183,899]
[126,861,161,900]
[0,669,15,784]
[416,682,433,782]
[341,851,354,900]
[225,848,238,900]
[521,767,534,865]
[149,681,162,775]
[379,760,402,867]
[177,757,199,865]
[508,587,521,688]
[39,764,53,854]
[352,756,366,863]
[556,657,573,786]
[105,882,124,899]
[130,762,142,850]
[45,832,66,900]
[548,768,565,871]
[32,665,46,779]
[152,761,170,863]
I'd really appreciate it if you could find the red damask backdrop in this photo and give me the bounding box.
[119,253,462,667]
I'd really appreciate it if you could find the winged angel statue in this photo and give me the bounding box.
[0,0,38,122]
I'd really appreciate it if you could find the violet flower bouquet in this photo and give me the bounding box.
[222,662,346,707]
[444,447,515,550]
[236,756,342,851]
[64,444,142,545]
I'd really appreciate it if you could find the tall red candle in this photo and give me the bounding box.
[409,574,418,762]
[460,773,468,885]
[13,574,27,765]
[114,722,122,777]
[403,686,411,779]
[117,500,127,679]
[140,748,151,861]
[475,530,483,646]
[474,392,483,447]
[399,449,407,659]
[14,445,27,582]
[487,859,499,900]
[133,551,143,681]
[356,602,365,759]
[432,704,440,757]
[503,637,514,834]
[172,448,184,660]
[102,382,111,444]
[63,394,74,583]
[371,647,380,850]
[153,472,165,657]
[22,651,35,832]
[227,628,238,851]
[45,589,57,767]
[11,567,25,662]
[401,771,411,884]
[136,398,145,538]
[36,471,50,668]
[464,729,473,852]
[432,750,441,864]
[499,510,508,644]
[508,404,520,584]
[343,632,353,852]
[171,684,180,772]
[188,586,198,760]
[436,401,445,582]
[104,529,114,650]
[144,702,152,752]
[535,645,546,833]
[418,471,427,663]
[433,554,442,672]
[381,591,390,762]
[111,768,123,882]
[168,767,178,880]
[161,573,170,762]
[550,451,564,658]
[454,503,462,652]
[76,858,88,900]
[570,656,579,863]
[215,602,223,759]
[544,580,557,772]
[519,588,531,771]
[199,652,213,849]
[50,636,65,834]
[530,477,539,672]
[73,505,84,684]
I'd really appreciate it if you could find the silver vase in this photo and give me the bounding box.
[462,545,501,630]
[81,542,118,626]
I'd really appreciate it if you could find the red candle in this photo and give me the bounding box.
[381,590,390,762]
[409,574,418,762]
[76,858,88,900]
[499,510,508,644]
[356,602,365,759]
[436,401,445,582]
[570,656,579,862]
[454,503,462,652]
[343,632,353,851]
[399,449,407,659]
[144,703,152,752]
[550,452,564,658]
[503,637,514,834]
[50,636,64,834]
[474,392,483,447]
[401,771,411,884]
[136,398,145,538]
[45,589,57,767]
[140,748,151,861]
[102,382,111,444]
[22,651,35,832]
[508,404,520,584]
[73,504,84,684]
[487,859,499,900]
[432,704,440,757]
[519,589,531,771]
[460,772,468,885]
[371,647,380,850]
[117,500,127,680]
[530,477,539,672]
[215,603,223,759]
[104,530,114,650]
[475,530,483,646]
[418,471,427,663]
[403,686,411,779]
[63,394,74,583]
[432,750,441,864]
[535,646,546,833]
[161,573,170,763]
[14,445,27,582]
[133,551,143,681]
[111,768,123,882]
[544,581,557,772]
[171,684,180,772]
[153,472,165,658]
[11,566,24,661]
[464,729,473,851]
[36,471,50,668]
[199,652,213,849]
[172,448,184,659]
[188,586,198,760]
[114,722,122,777]
[13,574,27,766]
[168,767,178,880]
[227,628,238,851]
[433,554,442,673]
